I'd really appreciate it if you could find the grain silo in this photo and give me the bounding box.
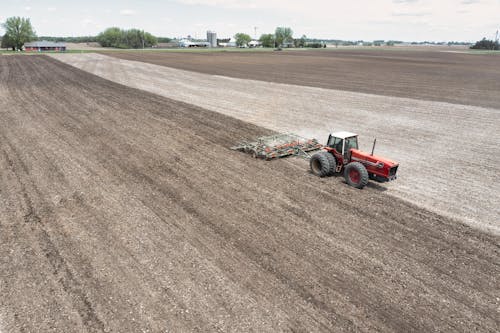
[207,31,217,48]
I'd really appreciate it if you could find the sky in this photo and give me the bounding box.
[0,0,499,42]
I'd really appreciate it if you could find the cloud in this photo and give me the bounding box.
[392,11,430,17]
[120,9,136,16]
[81,18,93,26]
[175,0,259,9]
[48,7,57,12]
[173,0,304,10]
[176,0,237,6]
[393,0,419,3]
[461,0,480,4]
[24,6,31,11]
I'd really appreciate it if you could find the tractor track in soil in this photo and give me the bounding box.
[0,55,499,332]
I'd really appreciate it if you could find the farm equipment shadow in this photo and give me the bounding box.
[366,181,388,192]
[317,172,389,192]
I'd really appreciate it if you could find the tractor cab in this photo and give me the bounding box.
[327,131,359,158]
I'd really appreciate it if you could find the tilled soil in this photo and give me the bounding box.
[103,49,500,109]
[1,55,499,332]
[50,53,500,235]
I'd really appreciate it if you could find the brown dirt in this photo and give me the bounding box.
[1,55,499,332]
[50,53,500,235]
[103,49,500,109]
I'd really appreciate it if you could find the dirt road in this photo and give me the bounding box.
[1,55,499,332]
[51,53,500,235]
[104,49,500,109]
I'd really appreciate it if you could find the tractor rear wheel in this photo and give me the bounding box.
[344,162,369,189]
[310,151,336,177]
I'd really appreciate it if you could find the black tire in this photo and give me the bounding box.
[310,151,336,177]
[344,162,369,189]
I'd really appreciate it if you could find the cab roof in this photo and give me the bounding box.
[331,131,358,139]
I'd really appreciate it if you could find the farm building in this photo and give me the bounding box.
[179,39,210,48]
[218,37,237,47]
[24,41,66,52]
[248,40,261,48]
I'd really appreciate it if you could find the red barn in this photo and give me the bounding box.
[24,41,66,52]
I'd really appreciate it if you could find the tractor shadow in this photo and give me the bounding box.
[328,173,388,192]
[366,181,388,192]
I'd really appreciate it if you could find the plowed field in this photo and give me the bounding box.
[51,53,500,235]
[1,55,499,332]
[104,49,500,109]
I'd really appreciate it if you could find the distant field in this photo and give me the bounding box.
[104,48,500,109]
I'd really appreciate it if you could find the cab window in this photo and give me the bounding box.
[344,137,358,151]
[328,136,344,153]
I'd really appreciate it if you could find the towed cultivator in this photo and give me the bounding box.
[231,133,323,160]
[232,131,399,189]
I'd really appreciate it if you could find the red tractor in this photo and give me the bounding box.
[310,131,398,189]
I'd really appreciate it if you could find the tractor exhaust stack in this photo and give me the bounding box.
[371,138,377,156]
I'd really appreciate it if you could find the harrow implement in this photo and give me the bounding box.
[231,133,323,160]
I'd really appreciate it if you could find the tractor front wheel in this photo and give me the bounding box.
[310,151,336,177]
[344,162,369,189]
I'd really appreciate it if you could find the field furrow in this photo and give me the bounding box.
[51,52,500,235]
[0,55,498,332]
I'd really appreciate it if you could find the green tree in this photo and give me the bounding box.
[274,27,293,47]
[470,37,499,50]
[97,27,123,47]
[125,29,145,48]
[1,17,36,51]
[259,33,275,48]
[1,34,13,49]
[97,27,157,48]
[143,31,157,47]
[295,34,306,48]
[305,42,323,48]
[157,37,172,43]
[234,33,251,47]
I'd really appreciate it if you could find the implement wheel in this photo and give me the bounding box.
[344,162,369,189]
[310,151,336,177]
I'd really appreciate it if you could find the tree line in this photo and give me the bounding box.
[2,16,498,51]
[470,38,499,50]
[233,27,326,48]
[96,27,157,49]
[1,16,160,50]
[38,36,98,43]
